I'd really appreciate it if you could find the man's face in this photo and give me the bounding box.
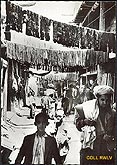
[36,117,47,134]
[98,94,111,108]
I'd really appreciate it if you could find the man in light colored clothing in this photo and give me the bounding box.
[75,85,116,165]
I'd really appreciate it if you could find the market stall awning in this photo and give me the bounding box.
[81,71,97,77]
[29,68,51,76]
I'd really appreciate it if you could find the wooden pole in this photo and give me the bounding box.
[97,2,105,85]
[99,1,105,31]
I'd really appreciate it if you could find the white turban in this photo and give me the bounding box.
[93,85,114,97]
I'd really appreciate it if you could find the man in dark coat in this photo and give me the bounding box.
[15,112,62,164]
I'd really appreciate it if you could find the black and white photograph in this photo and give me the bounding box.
[1,1,116,164]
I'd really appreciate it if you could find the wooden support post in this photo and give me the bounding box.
[97,2,105,85]
[99,1,105,31]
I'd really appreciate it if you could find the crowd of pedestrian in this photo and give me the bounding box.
[2,70,116,164]
[24,72,116,165]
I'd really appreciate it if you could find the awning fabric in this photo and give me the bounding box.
[29,68,51,76]
[81,71,97,77]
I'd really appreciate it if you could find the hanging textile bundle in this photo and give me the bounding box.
[6,40,110,72]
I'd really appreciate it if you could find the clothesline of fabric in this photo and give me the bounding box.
[6,40,110,68]
[6,1,116,52]
[7,1,115,34]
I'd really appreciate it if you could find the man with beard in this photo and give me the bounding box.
[75,85,116,165]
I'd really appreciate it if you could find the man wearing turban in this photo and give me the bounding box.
[93,85,114,97]
[75,85,116,165]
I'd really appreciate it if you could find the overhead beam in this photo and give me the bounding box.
[81,1,99,26]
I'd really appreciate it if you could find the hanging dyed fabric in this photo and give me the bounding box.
[75,26,80,48]
[82,50,87,67]
[6,1,23,32]
[85,50,90,67]
[108,33,116,53]
[6,41,15,59]
[80,27,86,49]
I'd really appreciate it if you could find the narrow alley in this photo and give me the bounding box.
[62,114,81,164]
[1,1,116,165]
